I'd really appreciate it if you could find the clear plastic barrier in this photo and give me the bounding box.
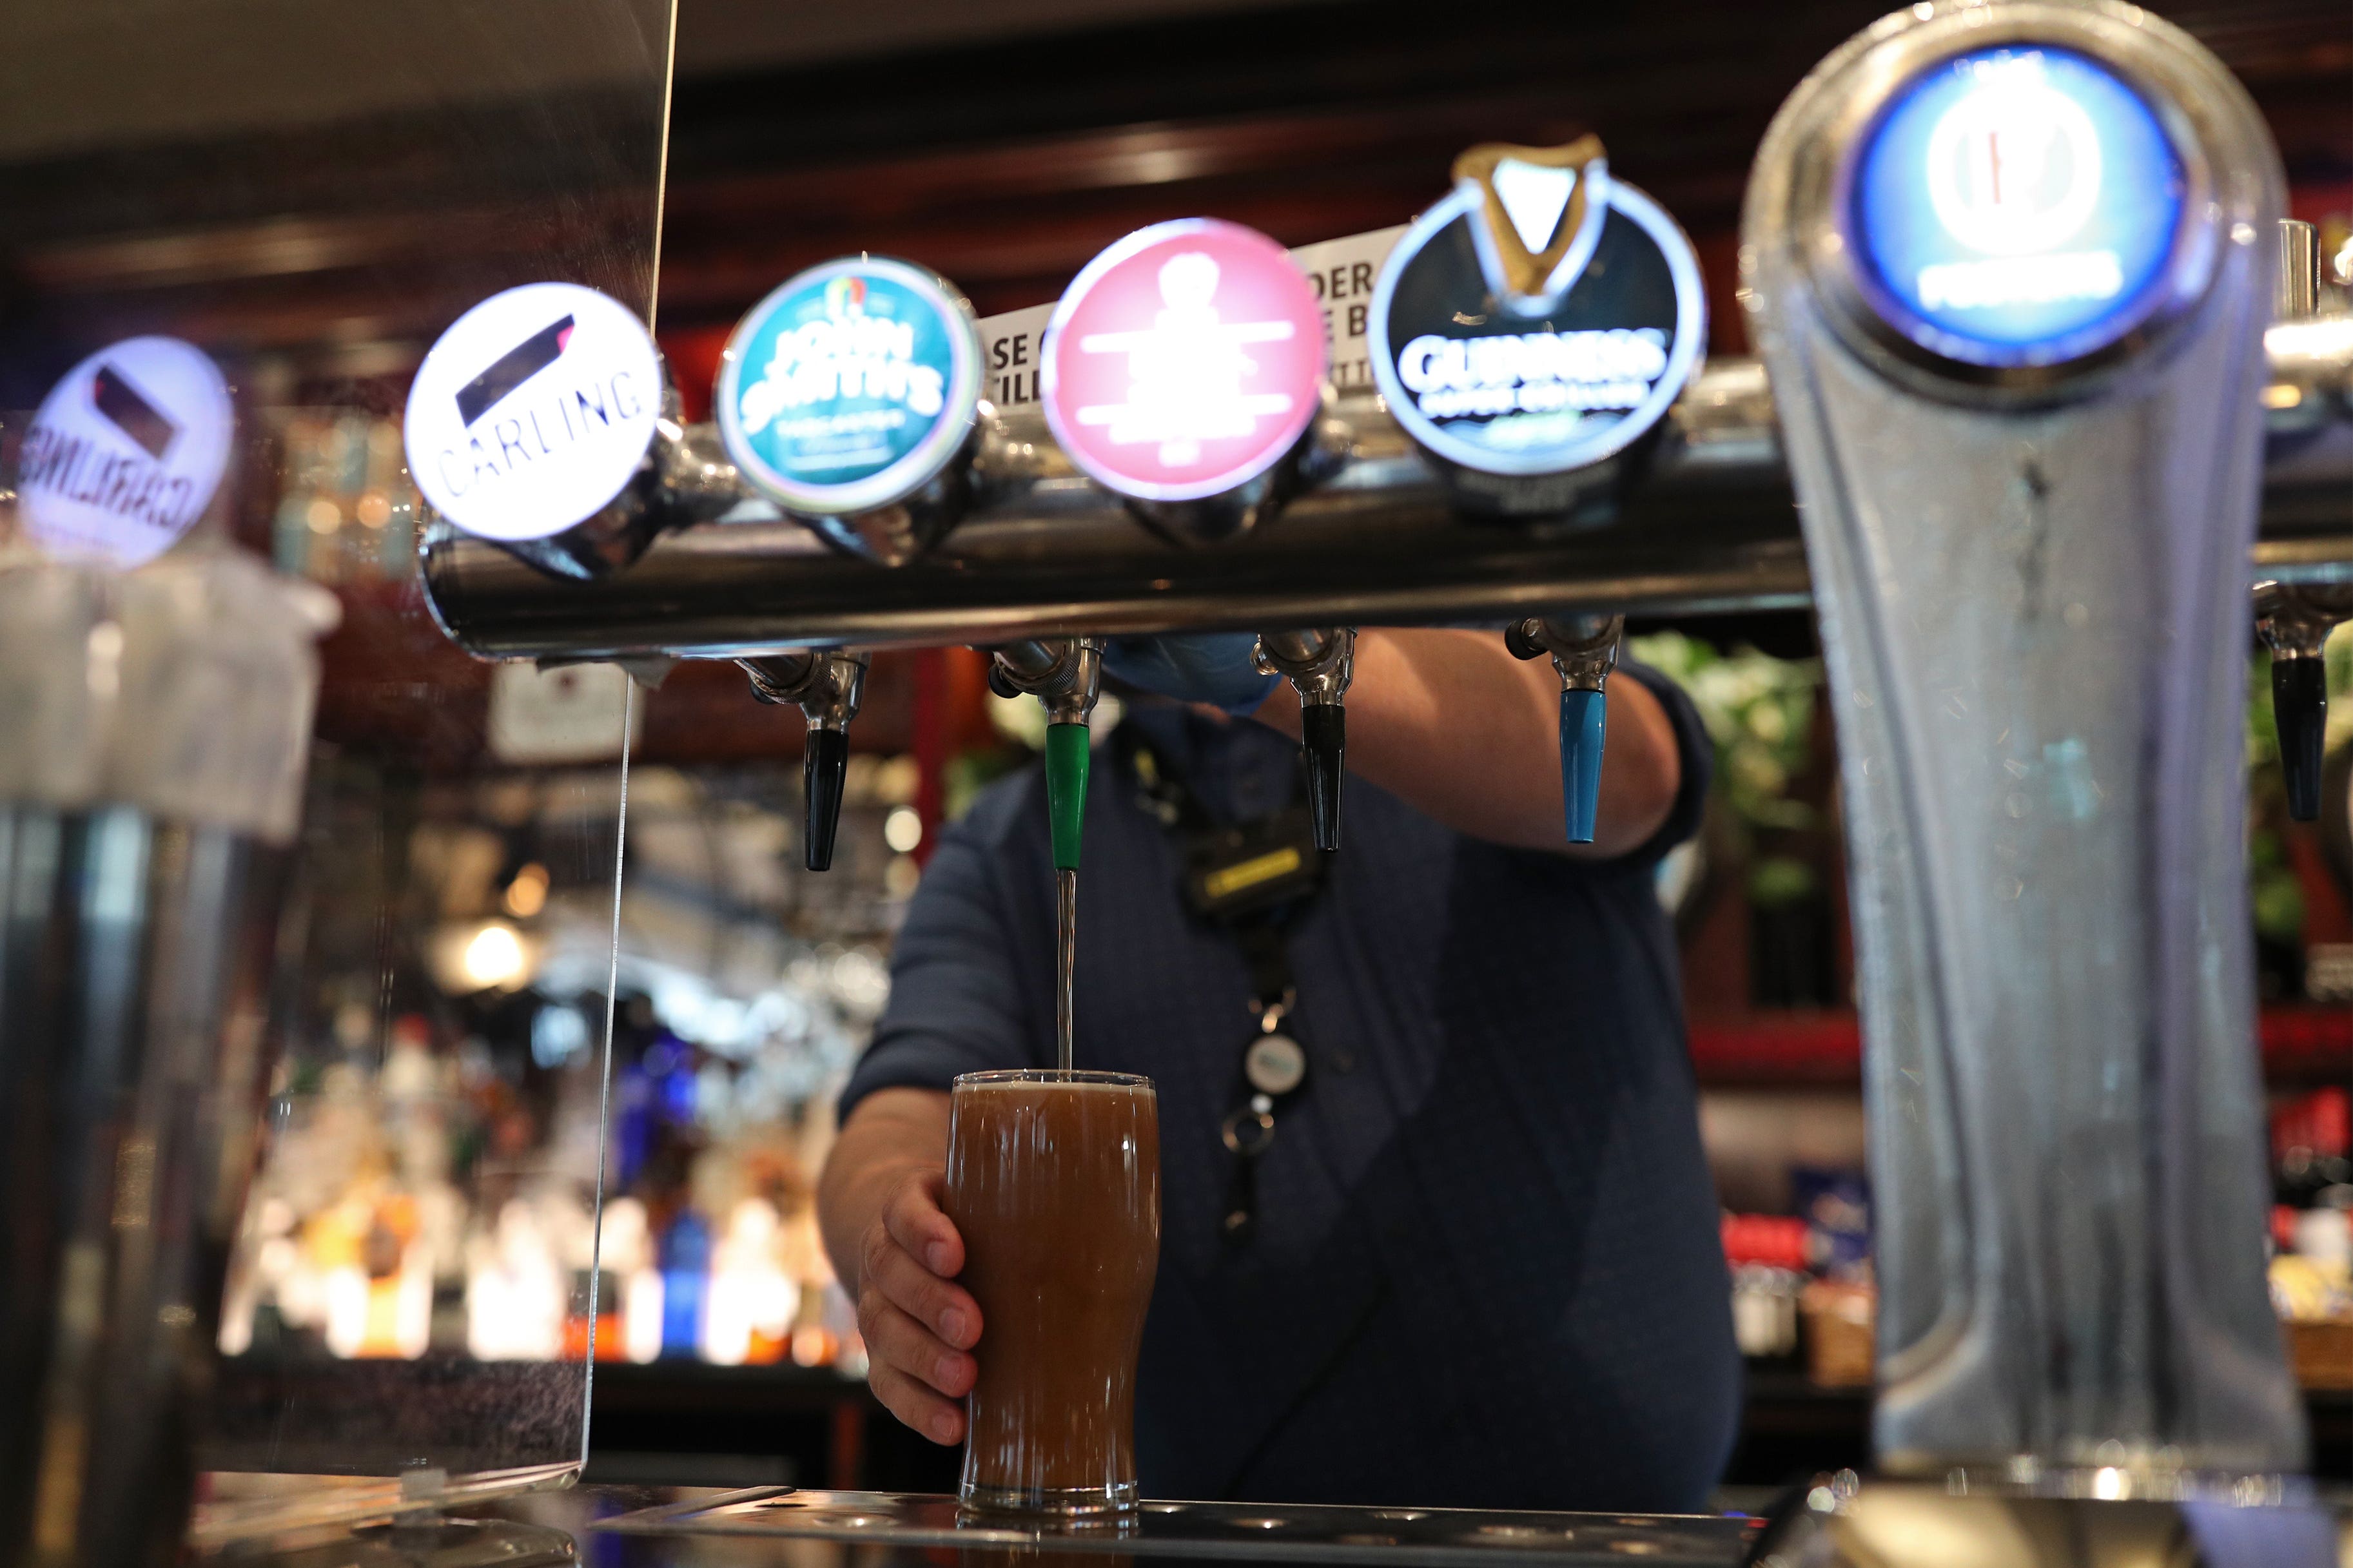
[0,0,672,1552]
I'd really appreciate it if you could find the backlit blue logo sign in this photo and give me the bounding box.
[1847,46,2187,367]
[718,256,981,515]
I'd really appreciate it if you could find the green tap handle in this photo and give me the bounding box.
[1046,721,1089,871]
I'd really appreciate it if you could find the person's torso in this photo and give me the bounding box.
[965,710,1739,1510]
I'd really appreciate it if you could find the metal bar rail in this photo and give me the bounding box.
[421,324,2353,661]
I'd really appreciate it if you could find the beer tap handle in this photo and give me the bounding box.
[1255,628,1355,852]
[2254,583,2352,823]
[743,650,872,870]
[991,639,1106,870]
[1508,615,1623,845]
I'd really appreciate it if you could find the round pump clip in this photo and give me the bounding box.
[1368,137,1708,516]
[716,256,986,565]
[1041,218,1331,542]
[404,282,670,578]
[19,336,237,568]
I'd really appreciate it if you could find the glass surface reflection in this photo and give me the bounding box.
[0,0,674,1554]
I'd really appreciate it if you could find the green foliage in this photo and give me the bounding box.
[1630,631,1822,835]
[2250,829,2305,944]
[1748,854,1820,910]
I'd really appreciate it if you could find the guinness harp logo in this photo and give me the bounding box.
[1452,137,1611,311]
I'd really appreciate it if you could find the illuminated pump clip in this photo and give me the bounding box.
[1369,137,1708,843]
[18,336,237,567]
[404,281,692,581]
[1042,217,1358,850]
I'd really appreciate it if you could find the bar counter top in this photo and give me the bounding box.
[468,1484,1765,1568]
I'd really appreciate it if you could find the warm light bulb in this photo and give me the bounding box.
[460,922,529,990]
[883,806,923,854]
[503,862,550,917]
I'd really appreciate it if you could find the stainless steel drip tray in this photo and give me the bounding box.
[592,1487,1757,1566]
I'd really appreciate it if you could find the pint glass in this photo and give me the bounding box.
[944,1070,1160,1515]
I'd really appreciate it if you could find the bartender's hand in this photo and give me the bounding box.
[817,1087,978,1444]
[1102,633,1280,716]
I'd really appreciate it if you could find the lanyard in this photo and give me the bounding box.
[1117,722,1327,1246]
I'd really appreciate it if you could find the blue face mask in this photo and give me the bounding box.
[1102,634,1282,717]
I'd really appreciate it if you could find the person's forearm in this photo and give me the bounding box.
[817,1087,952,1289]
[1251,628,1679,856]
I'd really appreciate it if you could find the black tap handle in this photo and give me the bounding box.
[986,661,1022,701]
[2274,655,2329,822]
[804,726,852,870]
[1300,703,1345,852]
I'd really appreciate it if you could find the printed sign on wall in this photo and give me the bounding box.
[404,282,663,543]
[19,336,235,566]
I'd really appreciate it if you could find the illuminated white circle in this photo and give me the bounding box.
[1924,66,2104,258]
[18,336,235,566]
[403,282,662,543]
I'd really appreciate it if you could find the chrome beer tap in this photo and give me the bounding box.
[988,638,1106,1072]
[1505,614,1623,844]
[2255,583,2352,822]
[2252,221,2344,822]
[741,650,871,871]
[1254,627,1354,851]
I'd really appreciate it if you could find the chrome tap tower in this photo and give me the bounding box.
[1741,0,2328,1551]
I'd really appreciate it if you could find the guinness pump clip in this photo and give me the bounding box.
[1370,138,1707,843]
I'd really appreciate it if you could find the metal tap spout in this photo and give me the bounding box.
[989,638,1106,873]
[1507,614,1625,844]
[2254,581,2353,821]
[1255,627,1355,851]
[741,650,871,871]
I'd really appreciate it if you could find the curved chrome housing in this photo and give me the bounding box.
[1745,0,2301,1481]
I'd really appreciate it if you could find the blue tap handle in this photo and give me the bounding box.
[1559,687,1607,845]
